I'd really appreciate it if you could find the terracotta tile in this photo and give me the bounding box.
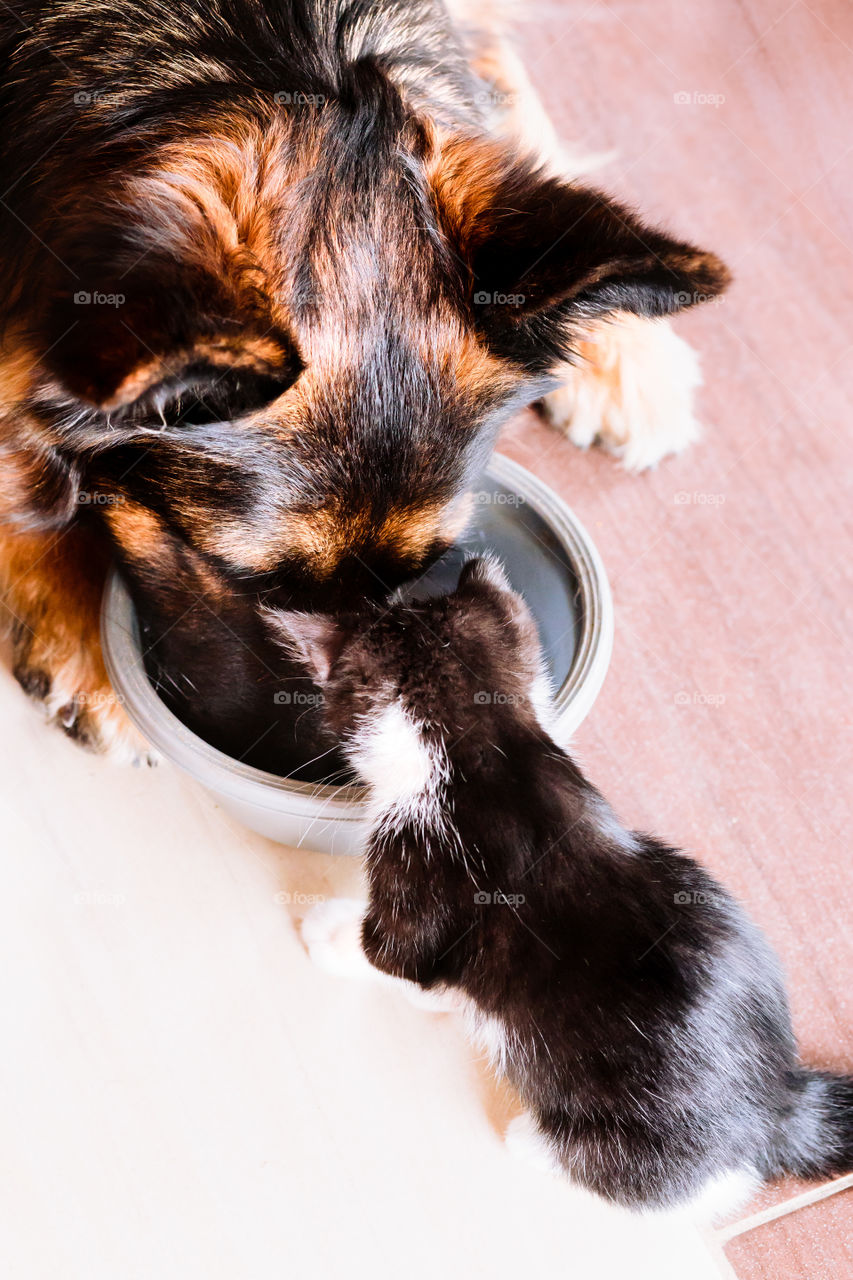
[507,0,853,1240]
[725,1189,853,1280]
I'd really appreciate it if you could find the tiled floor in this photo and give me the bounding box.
[509,0,853,1275]
[724,1187,853,1280]
[2,2,851,1279]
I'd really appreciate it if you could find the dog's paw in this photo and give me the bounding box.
[12,620,155,766]
[300,897,373,979]
[541,315,702,472]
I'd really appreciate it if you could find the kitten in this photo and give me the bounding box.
[267,558,853,1217]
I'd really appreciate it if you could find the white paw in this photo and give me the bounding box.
[300,897,373,980]
[542,315,702,472]
[399,981,465,1013]
[505,1112,563,1176]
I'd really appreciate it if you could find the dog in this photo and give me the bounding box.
[0,0,728,764]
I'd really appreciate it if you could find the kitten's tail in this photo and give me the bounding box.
[774,1069,853,1180]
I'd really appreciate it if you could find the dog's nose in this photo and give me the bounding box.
[320,551,427,605]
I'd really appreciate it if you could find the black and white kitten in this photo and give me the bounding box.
[268,558,853,1218]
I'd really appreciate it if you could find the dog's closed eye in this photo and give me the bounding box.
[122,362,300,429]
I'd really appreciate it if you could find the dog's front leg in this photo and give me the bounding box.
[0,520,150,760]
[457,0,707,469]
[540,314,704,471]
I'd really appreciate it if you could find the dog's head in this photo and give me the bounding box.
[7,66,728,607]
[2,59,727,767]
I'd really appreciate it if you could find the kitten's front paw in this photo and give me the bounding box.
[300,897,373,979]
[399,982,465,1013]
[542,315,702,472]
[505,1112,562,1176]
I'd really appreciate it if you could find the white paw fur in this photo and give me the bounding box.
[505,1112,563,1176]
[398,981,465,1013]
[300,898,462,1012]
[542,314,702,472]
[300,897,374,980]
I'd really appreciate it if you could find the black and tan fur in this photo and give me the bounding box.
[0,0,728,767]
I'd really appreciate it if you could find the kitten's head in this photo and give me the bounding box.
[265,557,552,768]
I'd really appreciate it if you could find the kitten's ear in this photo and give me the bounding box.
[429,133,730,369]
[457,557,537,633]
[264,610,348,683]
[457,556,514,596]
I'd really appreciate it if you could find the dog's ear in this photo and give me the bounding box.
[42,232,298,410]
[264,610,350,684]
[429,135,730,369]
[38,154,299,409]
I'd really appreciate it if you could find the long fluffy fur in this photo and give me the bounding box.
[1,0,727,763]
[271,560,853,1214]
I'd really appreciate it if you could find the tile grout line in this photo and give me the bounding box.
[701,1229,742,1280]
[716,1173,853,1245]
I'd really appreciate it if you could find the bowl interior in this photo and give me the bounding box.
[102,455,610,835]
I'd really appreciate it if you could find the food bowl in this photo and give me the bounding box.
[101,454,613,855]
